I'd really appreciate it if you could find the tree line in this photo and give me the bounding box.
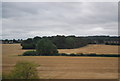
[21,35,120,49]
[20,36,120,56]
[21,35,89,49]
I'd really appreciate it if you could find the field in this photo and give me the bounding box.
[2,44,119,79]
[59,44,119,54]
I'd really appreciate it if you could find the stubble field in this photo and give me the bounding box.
[2,44,119,79]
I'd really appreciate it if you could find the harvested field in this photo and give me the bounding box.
[2,44,119,79]
[59,44,119,54]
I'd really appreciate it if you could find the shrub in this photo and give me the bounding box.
[22,51,36,56]
[69,53,76,56]
[78,53,84,56]
[52,53,60,56]
[36,39,58,56]
[11,61,39,79]
[2,61,39,79]
[89,53,97,56]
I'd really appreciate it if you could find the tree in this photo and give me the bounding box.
[52,35,66,49]
[33,36,41,44]
[36,39,58,56]
[66,37,76,49]
[21,38,35,49]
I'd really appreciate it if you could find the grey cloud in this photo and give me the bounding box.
[2,2,118,39]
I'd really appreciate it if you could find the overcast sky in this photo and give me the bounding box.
[2,2,118,39]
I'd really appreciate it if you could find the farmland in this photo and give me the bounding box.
[59,44,119,54]
[2,44,119,79]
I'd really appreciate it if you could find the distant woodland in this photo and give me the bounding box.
[2,35,120,49]
[15,35,120,49]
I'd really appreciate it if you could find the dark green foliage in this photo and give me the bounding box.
[21,38,35,49]
[87,53,97,56]
[22,51,59,56]
[53,53,60,56]
[52,35,67,49]
[60,53,68,56]
[21,35,89,49]
[21,35,120,49]
[36,39,58,56]
[2,61,39,79]
[51,35,89,49]
[69,53,76,56]
[77,53,84,56]
[58,53,120,57]
[22,51,36,56]
[33,36,41,45]
[21,51,120,57]
[65,37,76,49]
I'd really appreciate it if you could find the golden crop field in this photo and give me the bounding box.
[59,44,119,54]
[2,44,119,79]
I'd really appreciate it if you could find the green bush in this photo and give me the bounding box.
[3,61,39,79]
[22,51,36,56]
[36,39,58,56]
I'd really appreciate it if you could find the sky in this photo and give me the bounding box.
[2,2,118,39]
